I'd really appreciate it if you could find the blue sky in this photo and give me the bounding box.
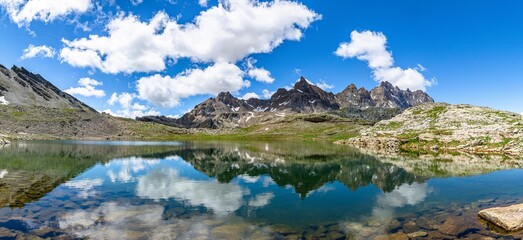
[0,0,522,117]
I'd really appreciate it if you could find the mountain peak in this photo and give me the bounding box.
[379,81,394,89]
[138,76,434,129]
[216,91,234,100]
[294,76,311,88]
[341,83,358,94]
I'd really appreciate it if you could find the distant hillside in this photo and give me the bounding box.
[0,64,192,140]
[338,103,523,155]
[0,64,94,111]
[138,77,434,129]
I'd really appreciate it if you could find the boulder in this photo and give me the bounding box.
[478,203,523,232]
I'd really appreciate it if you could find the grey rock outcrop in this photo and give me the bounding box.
[338,103,523,155]
[336,81,434,109]
[0,64,94,111]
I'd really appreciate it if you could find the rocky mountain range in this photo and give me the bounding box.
[138,77,434,128]
[0,64,94,111]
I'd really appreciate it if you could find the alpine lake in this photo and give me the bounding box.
[0,140,522,239]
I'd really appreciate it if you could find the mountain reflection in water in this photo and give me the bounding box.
[0,140,522,239]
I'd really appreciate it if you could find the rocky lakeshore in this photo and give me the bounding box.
[337,103,523,155]
[1,195,521,239]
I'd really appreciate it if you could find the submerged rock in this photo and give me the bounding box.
[407,231,428,238]
[438,217,472,236]
[479,203,523,232]
[373,232,408,240]
[211,223,253,240]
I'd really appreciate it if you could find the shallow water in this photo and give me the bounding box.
[0,140,522,239]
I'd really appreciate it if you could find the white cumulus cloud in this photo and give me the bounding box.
[21,44,56,59]
[245,57,274,83]
[262,89,275,99]
[335,30,433,91]
[131,0,143,6]
[315,80,333,90]
[240,92,259,100]
[137,62,249,107]
[103,92,160,118]
[198,0,208,7]
[60,0,320,74]
[248,68,274,84]
[64,78,105,98]
[0,0,91,26]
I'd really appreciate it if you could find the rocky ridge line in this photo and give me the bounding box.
[0,64,95,111]
[138,77,434,129]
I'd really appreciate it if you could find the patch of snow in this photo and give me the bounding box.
[254,107,268,112]
[0,169,7,178]
[232,107,240,112]
[388,100,394,108]
[245,112,255,122]
[0,96,9,105]
[275,113,285,117]
[278,101,290,106]
[297,89,303,93]
[308,100,316,104]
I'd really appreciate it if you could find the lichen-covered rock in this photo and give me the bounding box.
[479,203,523,232]
[338,103,523,155]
